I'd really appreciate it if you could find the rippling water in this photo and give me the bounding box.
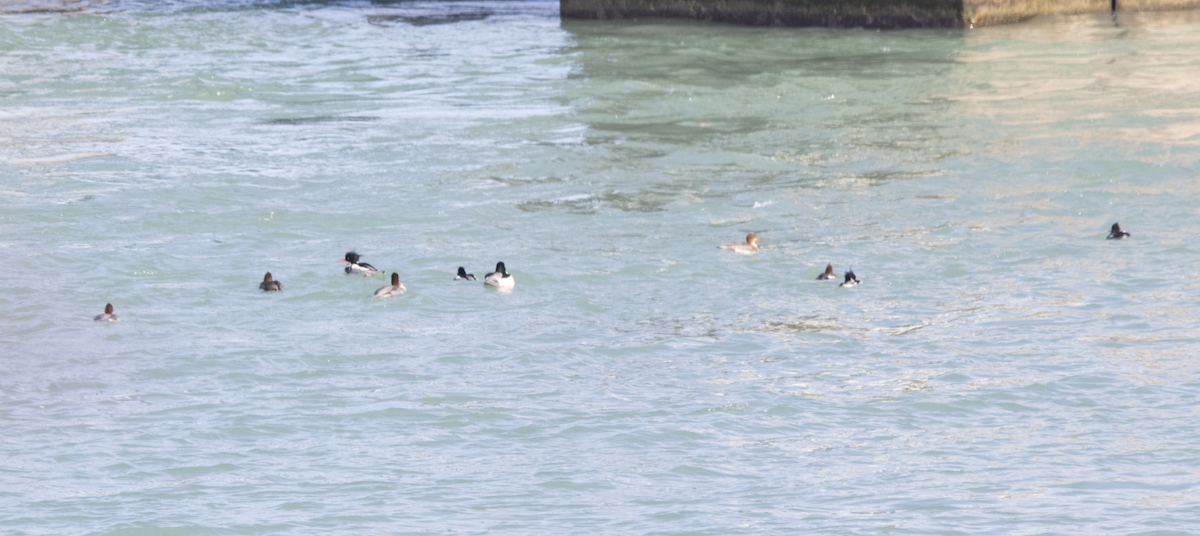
[3,3,1200,534]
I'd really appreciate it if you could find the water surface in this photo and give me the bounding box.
[3,3,1200,534]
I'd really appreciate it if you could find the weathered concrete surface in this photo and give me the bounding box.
[560,0,963,28]
[560,0,1200,27]
[963,0,1105,26]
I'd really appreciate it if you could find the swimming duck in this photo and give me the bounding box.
[484,261,514,289]
[259,272,282,292]
[1107,222,1131,240]
[455,267,476,281]
[339,251,381,277]
[719,234,762,255]
[93,303,119,322]
[374,272,406,298]
[816,263,837,280]
[839,270,861,288]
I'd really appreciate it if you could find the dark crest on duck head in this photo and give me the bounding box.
[343,251,360,263]
[495,261,507,275]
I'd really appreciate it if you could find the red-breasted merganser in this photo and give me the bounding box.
[719,234,762,255]
[374,272,406,298]
[94,303,119,322]
[259,272,282,291]
[339,251,381,277]
[817,263,837,280]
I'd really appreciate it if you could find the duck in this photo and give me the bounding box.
[455,267,476,281]
[718,233,762,255]
[374,272,406,298]
[816,263,837,280]
[339,251,381,277]
[839,270,861,288]
[259,272,282,292]
[484,261,515,289]
[93,303,119,322]
[1107,222,1131,240]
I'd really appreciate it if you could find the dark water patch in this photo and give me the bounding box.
[0,0,97,14]
[515,190,670,214]
[367,11,490,27]
[261,116,380,125]
[588,118,771,140]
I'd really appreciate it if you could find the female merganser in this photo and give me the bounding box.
[259,272,282,292]
[484,261,514,289]
[374,272,406,298]
[338,251,381,277]
[94,303,119,322]
[455,267,476,281]
[839,270,861,288]
[1107,222,1131,240]
[816,263,837,280]
[719,233,762,255]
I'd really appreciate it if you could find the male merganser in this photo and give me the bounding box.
[374,272,406,298]
[339,251,381,276]
[484,261,514,289]
[816,263,837,280]
[94,303,119,322]
[1107,222,1130,240]
[455,267,476,281]
[259,272,282,292]
[718,233,762,255]
[839,270,861,288]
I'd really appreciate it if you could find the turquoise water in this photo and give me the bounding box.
[3,3,1200,534]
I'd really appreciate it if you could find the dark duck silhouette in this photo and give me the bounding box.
[1107,222,1130,240]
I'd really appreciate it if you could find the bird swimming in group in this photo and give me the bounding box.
[374,272,406,298]
[339,251,381,276]
[484,261,514,289]
[719,233,762,255]
[93,303,119,322]
[259,272,282,292]
[839,270,861,288]
[1107,222,1131,240]
[817,263,837,280]
[455,267,476,281]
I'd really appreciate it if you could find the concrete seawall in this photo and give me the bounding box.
[560,0,1200,27]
